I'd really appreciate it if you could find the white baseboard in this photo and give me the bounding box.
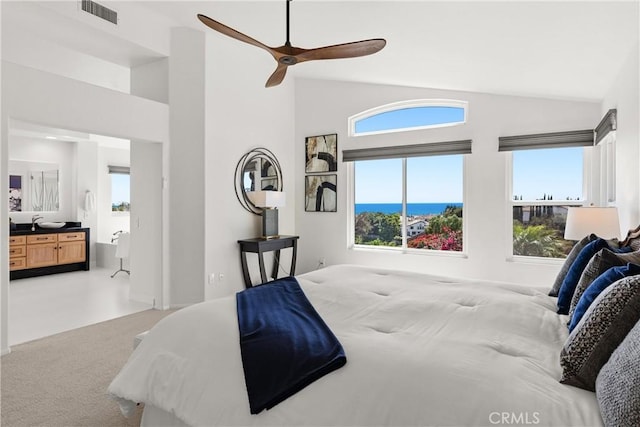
[1,347,11,356]
[129,292,155,306]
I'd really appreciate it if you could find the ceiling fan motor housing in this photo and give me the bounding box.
[279,56,298,65]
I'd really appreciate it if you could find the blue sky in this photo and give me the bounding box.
[355,106,465,134]
[111,174,130,205]
[512,147,582,201]
[354,108,582,204]
[355,156,463,203]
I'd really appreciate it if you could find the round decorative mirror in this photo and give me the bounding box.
[234,147,283,215]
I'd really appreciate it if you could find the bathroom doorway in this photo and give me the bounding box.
[6,119,162,345]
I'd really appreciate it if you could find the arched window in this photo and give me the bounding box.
[348,99,467,137]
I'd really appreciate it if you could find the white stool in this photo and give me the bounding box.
[111,232,131,278]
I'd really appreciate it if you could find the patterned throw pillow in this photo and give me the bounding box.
[557,239,615,314]
[557,239,630,315]
[596,319,640,427]
[560,275,640,391]
[569,263,640,332]
[549,234,597,297]
[569,249,640,319]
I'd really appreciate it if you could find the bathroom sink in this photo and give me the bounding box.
[38,222,66,229]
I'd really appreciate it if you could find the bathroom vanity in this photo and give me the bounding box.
[9,222,90,280]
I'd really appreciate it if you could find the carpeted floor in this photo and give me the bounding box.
[1,309,177,427]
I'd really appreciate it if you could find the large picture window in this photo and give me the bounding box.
[353,154,464,252]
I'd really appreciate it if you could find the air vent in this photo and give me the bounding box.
[81,0,117,25]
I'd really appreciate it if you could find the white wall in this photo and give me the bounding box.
[76,142,99,264]
[203,34,296,299]
[168,28,206,306]
[131,59,169,104]
[602,44,640,230]
[130,141,163,305]
[1,30,130,93]
[1,1,7,352]
[294,79,604,286]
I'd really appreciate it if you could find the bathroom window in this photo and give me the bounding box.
[109,165,130,213]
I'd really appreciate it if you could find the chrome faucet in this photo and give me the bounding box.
[31,215,43,231]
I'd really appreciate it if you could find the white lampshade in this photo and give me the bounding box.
[564,207,620,240]
[247,191,286,208]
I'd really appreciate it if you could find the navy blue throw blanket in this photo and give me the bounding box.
[236,276,346,414]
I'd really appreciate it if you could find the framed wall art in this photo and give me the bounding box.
[9,175,22,212]
[305,174,337,212]
[305,133,337,173]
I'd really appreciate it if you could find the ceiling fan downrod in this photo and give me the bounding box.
[285,0,291,47]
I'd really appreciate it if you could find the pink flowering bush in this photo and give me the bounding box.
[407,226,462,251]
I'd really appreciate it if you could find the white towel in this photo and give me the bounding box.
[115,232,130,259]
[84,191,96,212]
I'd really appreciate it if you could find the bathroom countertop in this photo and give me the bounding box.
[10,222,86,236]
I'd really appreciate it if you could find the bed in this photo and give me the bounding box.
[107,264,618,426]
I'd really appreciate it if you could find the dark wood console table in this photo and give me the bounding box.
[237,235,299,288]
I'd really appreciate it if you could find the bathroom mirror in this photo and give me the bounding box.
[9,160,60,212]
[234,148,283,215]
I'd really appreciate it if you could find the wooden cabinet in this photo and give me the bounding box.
[25,234,59,268]
[58,233,86,265]
[9,229,89,279]
[9,235,27,271]
[24,232,87,268]
[26,242,59,268]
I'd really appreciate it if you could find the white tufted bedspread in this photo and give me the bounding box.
[108,264,602,426]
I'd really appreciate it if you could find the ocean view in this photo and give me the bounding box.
[355,203,462,216]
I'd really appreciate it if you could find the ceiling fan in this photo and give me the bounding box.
[197,1,386,88]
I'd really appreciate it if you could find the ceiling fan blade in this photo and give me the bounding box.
[197,14,274,55]
[295,39,386,63]
[266,64,288,87]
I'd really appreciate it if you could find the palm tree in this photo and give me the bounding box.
[513,222,565,258]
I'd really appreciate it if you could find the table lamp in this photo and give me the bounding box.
[247,191,286,239]
[564,206,620,240]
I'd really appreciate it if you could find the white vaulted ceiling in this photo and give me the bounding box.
[2,1,639,100]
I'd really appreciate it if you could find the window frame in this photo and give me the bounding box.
[347,155,468,257]
[505,147,592,262]
[348,99,468,137]
[596,131,616,206]
[109,170,130,216]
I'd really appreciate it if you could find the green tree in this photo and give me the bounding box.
[355,212,401,246]
[443,205,463,218]
[355,213,373,240]
[427,214,462,234]
[375,212,401,243]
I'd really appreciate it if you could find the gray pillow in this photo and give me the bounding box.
[596,319,640,427]
[559,275,640,391]
[569,249,640,319]
[549,234,597,297]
